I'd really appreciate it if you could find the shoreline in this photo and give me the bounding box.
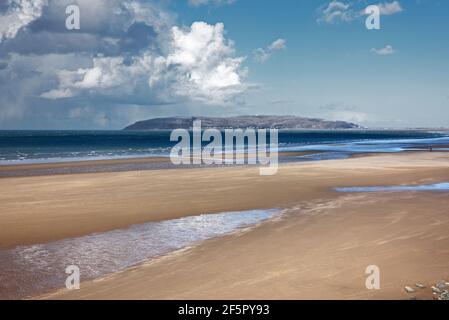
[2,151,449,249]
[0,151,320,178]
[2,209,282,300]
[41,190,449,300]
[1,151,449,299]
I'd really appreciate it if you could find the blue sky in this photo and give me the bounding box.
[0,0,448,129]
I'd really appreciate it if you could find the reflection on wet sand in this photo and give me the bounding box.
[0,209,279,299]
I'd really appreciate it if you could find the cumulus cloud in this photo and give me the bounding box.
[371,45,395,55]
[42,54,153,98]
[378,1,403,15]
[0,0,174,57]
[0,0,48,42]
[0,0,250,127]
[317,1,355,24]
[253,38,286,63]
[268,38,287,51]
[318,1,403,24]
[41,21,247,105]
[163,22,246,103]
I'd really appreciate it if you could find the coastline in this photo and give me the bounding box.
[2,151,449,249]
[41,191,449,300]
[0,151,319,178]
[1,151,448,299]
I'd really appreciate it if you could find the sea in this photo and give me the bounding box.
[0,130,448,166]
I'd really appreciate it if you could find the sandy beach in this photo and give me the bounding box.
[2,0,449,305]
[1,152,449,299]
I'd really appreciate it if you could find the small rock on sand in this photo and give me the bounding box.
[440,291,449,300]
[404,286,415,293]
[432,286,443,294]
[415,283,425,289]
[436,281,447,289]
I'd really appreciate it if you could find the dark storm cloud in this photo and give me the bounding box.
[0,0,248,129]
[0,0,164,57]
[0,0,173,128]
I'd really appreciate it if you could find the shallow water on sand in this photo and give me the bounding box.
[0,209,279,299]
[336,182,449,193]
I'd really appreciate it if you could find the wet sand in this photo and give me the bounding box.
[1,152,449,299]
[43,192,449,300]
[0,151,318,178]
[0,209,278,300]
[1,152,449,249]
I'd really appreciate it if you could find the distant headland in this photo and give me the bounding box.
[123,115,362,131]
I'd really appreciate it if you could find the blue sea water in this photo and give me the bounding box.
[336,182,449,193]
[0,130,448,165]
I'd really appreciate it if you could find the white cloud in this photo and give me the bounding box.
[317,1,355,24]
[159,21,247,103]
[319,1,403,25]
[378,1,403,15]
[254,38,287,63]
[42,53,154,98]
[0,0,249,127]
[0,0,48,42]
[40,88,73,99]
[371,45,395,55]
[122,0,174,33]
[268,38,287,51]
[42,21,247,105]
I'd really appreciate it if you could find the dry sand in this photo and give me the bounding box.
[1,152,448,299]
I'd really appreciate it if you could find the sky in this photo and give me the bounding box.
[0,0,448,129]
